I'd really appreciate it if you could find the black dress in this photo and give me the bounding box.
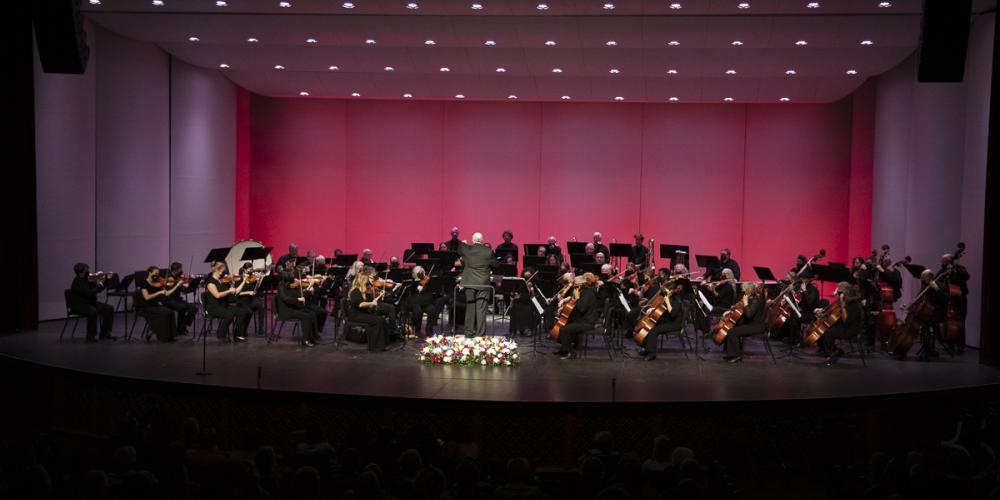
[205,277,251,341]
[162,274,197,335]
[508,284,541,335]
[639,293,684,360]
[558,287,600,354]
[819,300,864,356]
[137,281,177,342]
[348,288,388,351]
[69,276,114,339]
[724,296,766,357]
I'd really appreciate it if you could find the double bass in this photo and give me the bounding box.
[944,242,967,347]
[873,245,898,345]
[888,276,937,356]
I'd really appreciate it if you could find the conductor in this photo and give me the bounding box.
[457,232,495,336]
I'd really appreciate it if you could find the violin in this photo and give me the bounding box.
[87,271,114,283]
[149,275,188,288]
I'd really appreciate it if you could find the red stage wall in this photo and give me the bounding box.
[248,96,872,276]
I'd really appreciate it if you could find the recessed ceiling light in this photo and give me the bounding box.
[551,68,563,73]
[724,97,734,102]
[188,36,200,42]
[455,94,465,99]
[439,67,450,72]
[795,40,808,46]
[668,40,680,46]
[218,63,230,68]
[299,91,310,96]
[508,94,518,99]
[484,40,496,46]
[328,65,340,70]
[545,40,557,46]
[215,0,227,6]
[785,69,797,75]
[731,40,743,46]
[603,3,615,10]
[670,2,682,9]
[807,2,819,7]
[471,3,483,9]
[606,40,618,46]
[779,97,790,102]
[407,2,419,9]
[384,66,394,71]
[403,93,413,98]
[351,92,361,97]
[666,69,678,74]
[279,1,291,6]
[89,0,101,4]
[738,2,750,8]
[152,0,164,5]
[668,97,679,101]
[365,39,376,45]
[425,39,435,45]
[561,95,571,100]
[609,68,620,74]
[860,39,873,45]
[274,64,285,70]
[496,67,506,73]
[725,69,737,75]
[343,2,354,7]
[306,38,318,44]
[846,69,858,75]
[878,1,891,7]
[537,3,549,10]
[247,37,259,43]
[614,96,624,101]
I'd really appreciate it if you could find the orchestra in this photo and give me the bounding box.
[66,233,971,367]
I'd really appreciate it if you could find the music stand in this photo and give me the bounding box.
[373,262,389,272]
[660,244,690,268]
[240,246,273,271]
[567,241,588,255]
[696,255,721,271]
[827,262,854,283]
[495,263,518,277]
[410,242,434,255]
[753,266,777,283]
[570,253,594,267]
[904,263,927,279]
[524,244,545,258]
[609,243,631,257]
[334,254,358,266]
[523,255,545,269]
[428,251,459,265]
[325,266,349,278]
[388,269,410,283]
[204,247,231,264]
[579,263,603,275]
[414,259,441,272]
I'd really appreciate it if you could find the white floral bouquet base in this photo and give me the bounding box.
[417,335,520,367]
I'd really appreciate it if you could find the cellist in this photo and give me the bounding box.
[556,274,601,360]
[636,276,684,362]
[917,269,947,360]
[722,282,765,363]
[818,282,863,366]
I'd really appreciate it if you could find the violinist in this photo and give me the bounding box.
[278,270,321,347]
[818,282,864,366]
[346,269,389,351]
[708,268,738,311]
[276,243,300,269]
[545,253,560,267]
[630,234,650,269]
[556,274,601,360]
[204,261,252,342]
[162,262,197,336]
[290,269,329,334]
[407,265,443,338]
[722,282,766,363]
[636,275,684,362]
[388,256,401,270]
[774,272,822,344]
[236,262,267,334]
[592,232,610,259]
[495,230,519,264]
[509,268,541,337]
[69,263,115,341]
[361,248,374,265]
[138,266,182,342]
[917,269,947,360]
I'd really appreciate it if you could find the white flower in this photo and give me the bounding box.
[481,360,487,365]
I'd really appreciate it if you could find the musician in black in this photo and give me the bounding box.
[507,268,541,337]
[918,269,947,360]
[630,234,650,269]
[852,256,879,348]
[939,252,970,353]
[407,266,444,337]
[545,236,563,263]
[636,280,684,362]
[277,271,321,347]
[875,255,903,301]
[162,262,197,336]
[69,263,115,341]
[204,261,252,342]
[783,274,822,344]
[445,226,462,252]
[137,266,182,342]
[713,248,741,281]
[722,282,766,363]
[592,232,610,259]
[276,243,299,269]
[819,282,864,365]
[495,230,519,264]
[346,270,389,351]
[237,262,267,335]
[556,275,601,359]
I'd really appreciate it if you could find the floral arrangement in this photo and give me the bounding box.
[418,335,520,367]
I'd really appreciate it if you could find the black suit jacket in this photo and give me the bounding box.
[457,242,495,287]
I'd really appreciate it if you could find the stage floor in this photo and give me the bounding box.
[3,317,999,404]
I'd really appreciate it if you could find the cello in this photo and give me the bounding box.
[634,279,681,345]
[550,275,595,341]
[712,299,747,345]
[765,249,825,330]
[943,242,967,347]
[803,294,846,347]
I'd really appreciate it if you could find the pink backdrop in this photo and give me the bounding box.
[249,96,872,276]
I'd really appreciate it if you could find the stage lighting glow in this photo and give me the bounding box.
[456,94,466,98]
[351,92,361,96]
[403,93,413,98]
[508,94,518,99]
[485,40,497,45]
[779,97,790,101]
[667,69,678,74]
[537,3,549,10]
[807,2,819,8]
[725,69,737,75]
[219,63,230,68]
[561,95,571,100]
[738,2,750,8]
[247,37,259,43]
[604,3,615,10]
[299,91,310,96]
[606,40,618,46]
[724,97,734,101]
[471,3,484,9]
[670,3,682,9]
[545,40,557,46]
[306,38,318,43]
[846,69,858,75]
[274,64,285,69]
[552,68,563,73]
[860,39,873,45]
[609,68,620,74]
[384,66,394,71]
[496,67,507,73]
[785,69,797,75]
[407,2,419,9]
[188,36,200,42]
[668,40,680,46]
[731,40,743,46]
[425,40,435,45]
[329,65,340,70]
[342,2,354,7]
[279,1,291,7]
[614,96,624,101]
[669,97,679,101]
[365,39,377,44]
[440,67,450,72]
[795,40,808,46]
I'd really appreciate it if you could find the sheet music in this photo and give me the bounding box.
[783,294,803,318]
[697,290,713,313]
[617,290,631,313]
[530,296,545,315]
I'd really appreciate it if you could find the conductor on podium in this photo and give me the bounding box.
[458,232,495,336]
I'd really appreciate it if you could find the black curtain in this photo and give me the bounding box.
[980,11,999,365]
